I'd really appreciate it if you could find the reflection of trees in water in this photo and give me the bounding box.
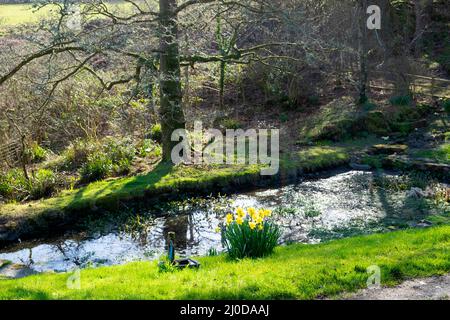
[160,211,224,254]
[54,241,94,268]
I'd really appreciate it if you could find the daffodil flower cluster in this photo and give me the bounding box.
[220,207,280,259]
[225,207,272,230]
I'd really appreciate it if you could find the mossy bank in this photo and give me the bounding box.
[0,146,350,245]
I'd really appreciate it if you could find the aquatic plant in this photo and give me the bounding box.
[221,207,280,259]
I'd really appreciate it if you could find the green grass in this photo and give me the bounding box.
[413,143,450,164]
[0,4,52,27]
[0,2,150,29]
[1,225,449,299]
[0,147,349,237]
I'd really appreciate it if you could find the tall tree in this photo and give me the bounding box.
[159,0,185,161]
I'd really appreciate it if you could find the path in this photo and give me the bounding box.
[345,274,450,300]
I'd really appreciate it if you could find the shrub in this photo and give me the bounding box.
[28,142,48,163]
[148,124,162,143]
[0,168,57,201]
[29,169,57,199]
[389,95,412,106]
[0,169,28,201]
[219,118,243,130]
[443,99,450,114]
[103,138,135,175]
[62,138,136,182]
[80,153,113,183]
[63,139,99,169]
[138,139,162,159]
[221,207,280,259]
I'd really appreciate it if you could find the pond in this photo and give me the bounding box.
[0,170,443,273]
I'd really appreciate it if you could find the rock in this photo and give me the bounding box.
[369,144,408,155]
[350,163,372,171]
[407,187,427,199]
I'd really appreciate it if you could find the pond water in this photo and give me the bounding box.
[0,170,439,273]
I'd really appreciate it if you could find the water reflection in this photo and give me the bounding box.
[0,170,443,273]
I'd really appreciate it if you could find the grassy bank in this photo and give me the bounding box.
[1,225,449,299]
[0,146,350,242]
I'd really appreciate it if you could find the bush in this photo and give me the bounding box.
[138,139,162,159]
[0,168,57,202]
[103,138,135,175]
[218,117,243,130]
[29,169,57,199]
[221,207,280,259]
[28,142,48,163]
[63,139,99,169]
[389,95,412,106]
[80,153,113,183]
[0,169,28,201]
[62,138,136,182]
[443,99,450,114]
[148,124,162,143]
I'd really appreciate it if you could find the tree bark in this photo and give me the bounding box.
[159,0,186,162]
[358,0,369,104]
[414,0,433,57]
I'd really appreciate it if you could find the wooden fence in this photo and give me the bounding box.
[370,71,450,99]
[0,140,21,168]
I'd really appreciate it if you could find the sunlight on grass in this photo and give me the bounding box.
[1,225,449,299]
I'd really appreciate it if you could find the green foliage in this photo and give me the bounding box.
[217,117,242,130]
[443,99,450,114]
[148,124,162,143]
[361,155,384,169]
[0,168,57,202]
[207,248,219,257]
[138,139,162,159]
[1,226,450,299]
[63,139,99,169]
[0,168,28,201]
[222,208,280,259]
[29,169,57,200]
[80,153,113,183]
[389,95,412,106]
[279,113,289,123]
[413,144,450,164]
[63,138,136,183]
[157,257,177,273]
[28,142,48,163]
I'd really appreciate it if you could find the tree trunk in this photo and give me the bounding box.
[414,0,433,57]
[159,0,186,162]
[358,0,369,104]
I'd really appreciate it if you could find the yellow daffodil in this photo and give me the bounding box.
[249,221,257,230]
[258,209,265,218]
[264,209,272,217]
[226,213,234,225]
[215,227,221,233]
[258,224,264,231]
[236,216,244,225]
[247,207,256,216]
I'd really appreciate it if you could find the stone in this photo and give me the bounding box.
[369,144,408,155]
[350,163,372,171]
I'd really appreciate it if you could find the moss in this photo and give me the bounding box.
[0,147,350,243]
